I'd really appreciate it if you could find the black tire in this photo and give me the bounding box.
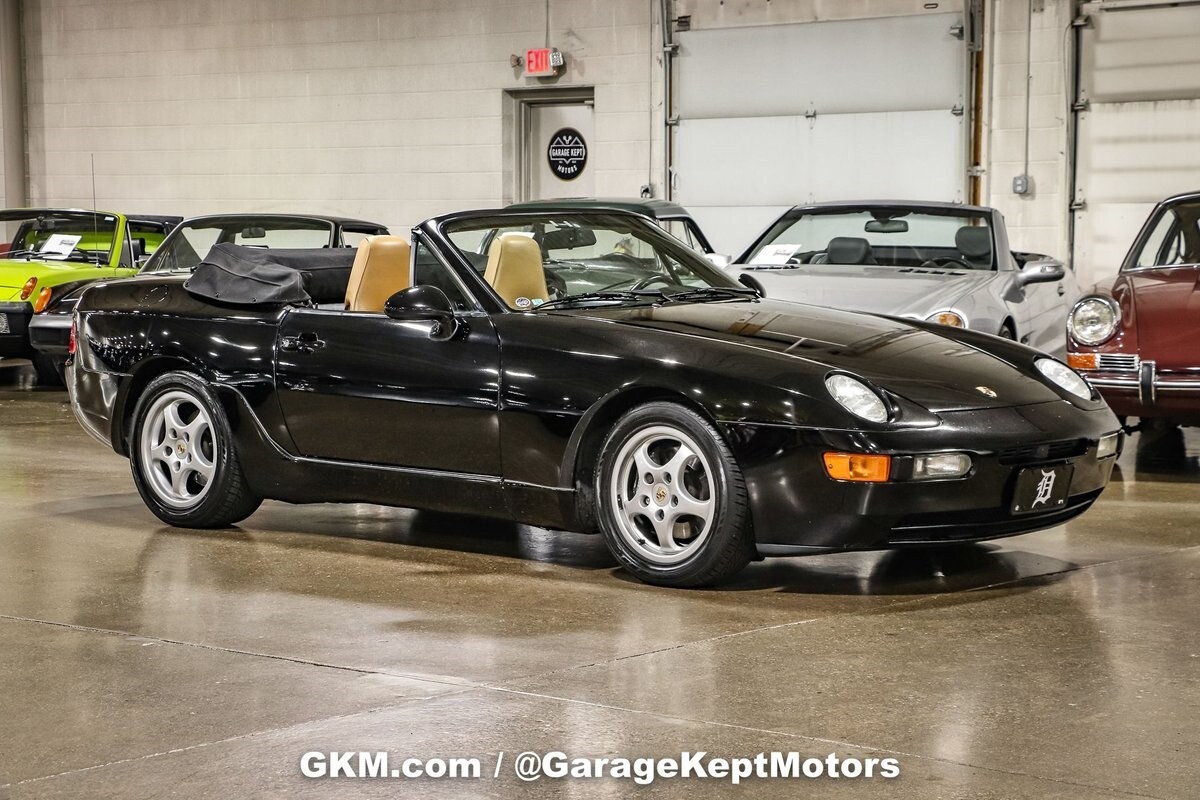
[129,371,262,528]
[595,402,754,587]
[998,323,1016,340]
[31,353,65,387]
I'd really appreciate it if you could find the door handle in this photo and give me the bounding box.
[1057,285,1066,296]
[280,332,326,353]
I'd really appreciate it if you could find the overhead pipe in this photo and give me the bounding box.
[1,0,28,208]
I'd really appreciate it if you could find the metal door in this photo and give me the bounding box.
[672,11,970,254]
[1072,2,1200,288]
[525,101,594,200]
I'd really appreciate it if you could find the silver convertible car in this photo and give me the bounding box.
[725,201,1078,354]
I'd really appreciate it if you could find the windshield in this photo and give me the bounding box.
[143,216,336,273]
[442,212,745,309]
[745,208,995,271]
[0,211,119,265]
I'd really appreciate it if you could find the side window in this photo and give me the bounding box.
[1135,211,1177,267]
[412,241,474,312]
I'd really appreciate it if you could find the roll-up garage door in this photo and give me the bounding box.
[1073,2,1200,288]
[672,11,969,255]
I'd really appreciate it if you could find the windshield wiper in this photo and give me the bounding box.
[535,289,668,309]
[2,248,40,259]
[664,286,759,303]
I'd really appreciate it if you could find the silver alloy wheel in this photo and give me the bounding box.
[609,424,716,566]
[139,389,217,509]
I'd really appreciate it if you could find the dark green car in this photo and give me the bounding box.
[507,198,716,256]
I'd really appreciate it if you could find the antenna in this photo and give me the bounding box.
[90,153,98,262]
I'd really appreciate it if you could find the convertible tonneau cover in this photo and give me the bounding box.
[184,243,355,306]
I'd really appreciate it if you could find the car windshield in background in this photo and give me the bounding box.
[144,217,336,273]
[1129,197,1200,270]
[747,208,995,271]
[0,211,119,264]
[442,213,749,309]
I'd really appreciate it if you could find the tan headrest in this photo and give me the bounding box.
[484,233,549,309]
[345,235,412,313]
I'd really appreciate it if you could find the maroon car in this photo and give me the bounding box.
[1067,191,1200,425]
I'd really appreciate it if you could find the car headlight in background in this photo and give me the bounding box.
[1035,358,1092,400]
[926,310,966,327]
[825,374,889,423]
[1068,296,1119,345]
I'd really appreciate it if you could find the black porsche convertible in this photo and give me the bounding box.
[66,209,1121,587]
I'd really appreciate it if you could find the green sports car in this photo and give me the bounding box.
[0,208,180,384]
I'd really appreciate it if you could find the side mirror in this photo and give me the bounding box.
[1016,258,1065,287]
[384,285,460,341]
[705,253,733,269]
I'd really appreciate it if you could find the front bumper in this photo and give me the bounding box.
[728,400,1121,553]
[1080,363,1200,423]
[0,301,33,358]
[27,309,72,356]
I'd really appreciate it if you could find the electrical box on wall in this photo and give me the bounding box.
[1013,174,1033,195]
[524,48,564,78]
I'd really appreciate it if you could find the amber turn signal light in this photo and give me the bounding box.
[822,452,892,482]
[1066,353,1098,370]
[20,276,37,301]
[33,286,53,313]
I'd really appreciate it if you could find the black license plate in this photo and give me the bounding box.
[0,313,8,334]
[1011,464,1074,515]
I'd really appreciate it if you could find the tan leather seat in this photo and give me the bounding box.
[484,233,548,309]
[344,236,412,313]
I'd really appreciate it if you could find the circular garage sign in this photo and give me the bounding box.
[547,127,588,180]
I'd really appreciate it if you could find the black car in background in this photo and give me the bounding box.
[29,213,389,372]
[67,208,1119,587]
[508,197,717,256]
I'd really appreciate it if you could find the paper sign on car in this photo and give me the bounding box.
[40,234,82,260]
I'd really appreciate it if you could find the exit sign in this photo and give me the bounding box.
[525,47,563,78]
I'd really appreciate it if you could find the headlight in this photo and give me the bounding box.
[1097,432,1120,459]
[1069,296,1119,345]
[926,310,966,327]
[912,453,972,480]
[1035,358,1092,400]
[825,374,889,423]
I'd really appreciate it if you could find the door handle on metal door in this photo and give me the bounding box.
[280,332,326,353]
[1057,285,1066,296]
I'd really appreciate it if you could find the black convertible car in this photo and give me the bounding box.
[67,209,1120,587]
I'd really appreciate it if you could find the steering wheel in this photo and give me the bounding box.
[922,256,973,270]
[544,268,568,299]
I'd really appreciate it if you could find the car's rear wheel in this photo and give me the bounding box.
[596,402,754,587]
[129,371,261,528]
[998,323,1016,340]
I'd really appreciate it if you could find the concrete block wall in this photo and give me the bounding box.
[981,0,1074,263]
[21,0,664,232]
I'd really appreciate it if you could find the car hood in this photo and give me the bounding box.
[571,299,1061,412]
[0,258,108,300]
[1119,267,1200,370]
[729,264,996,318]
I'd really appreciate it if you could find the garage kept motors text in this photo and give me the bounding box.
[547,127,588,180]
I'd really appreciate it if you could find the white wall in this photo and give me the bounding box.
[981,0,1073,263]
[21,0,664,232]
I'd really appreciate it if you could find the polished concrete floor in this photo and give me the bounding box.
[1,359,1198,799]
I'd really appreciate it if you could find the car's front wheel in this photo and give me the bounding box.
[129,371,262,528]
[596,402,754,587]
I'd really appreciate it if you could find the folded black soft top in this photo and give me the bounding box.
[183,243,355,306]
